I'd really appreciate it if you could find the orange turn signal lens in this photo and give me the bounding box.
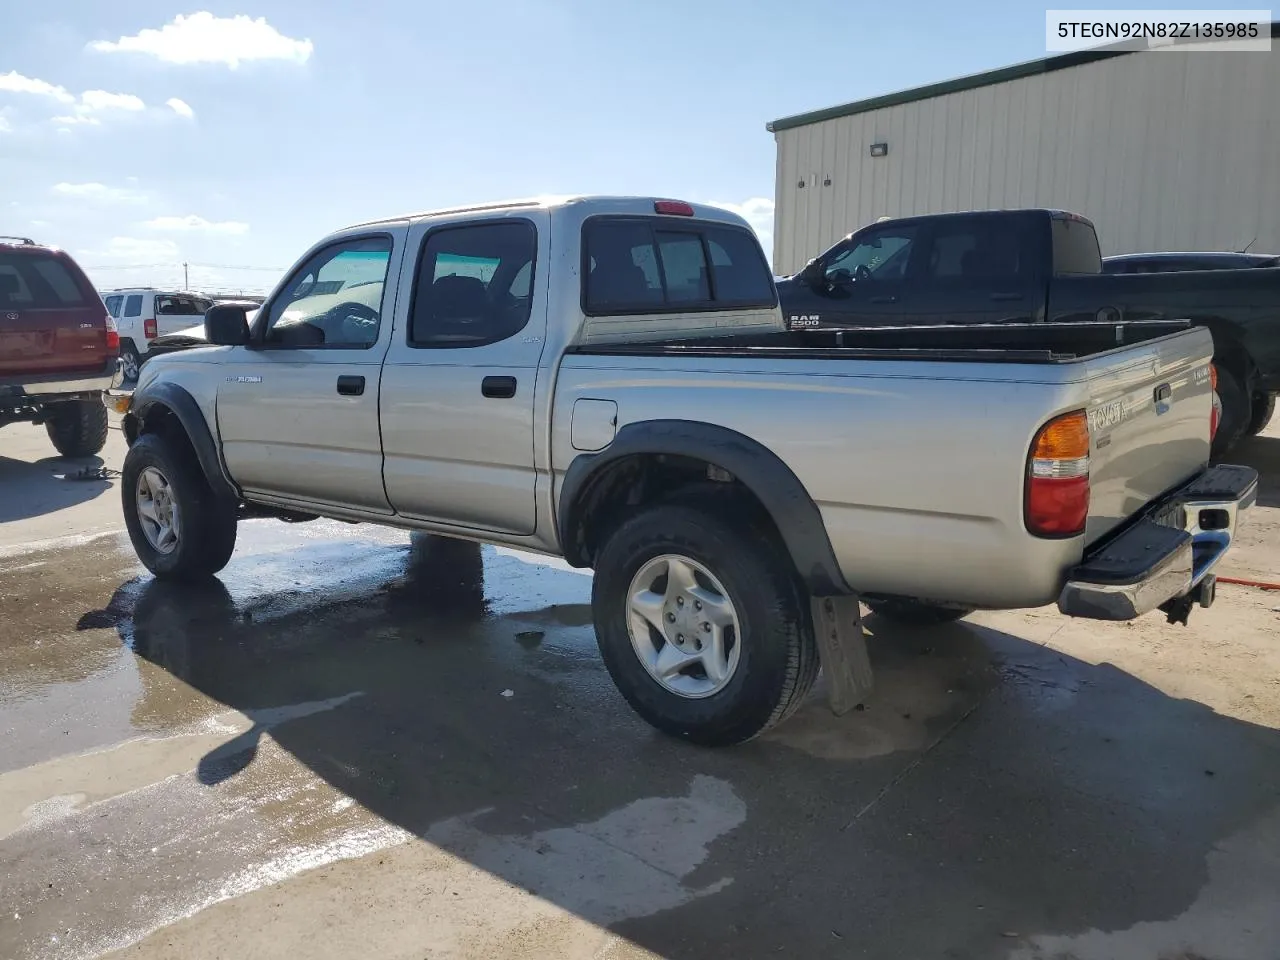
[1031,410,1090,461]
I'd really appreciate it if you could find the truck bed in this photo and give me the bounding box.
[569,320,1194,364]
[557,320,1215,608]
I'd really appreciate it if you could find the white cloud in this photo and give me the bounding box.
[145,214,249,235]
[0,116,10,133]
[0,71,74,103]
[80,90,146,113]
[87,236,182,261]
[90,12,313,68]
[52,114,100,126]
[166,97,194,119]
[710,198,776,263]
[52,182,147,203]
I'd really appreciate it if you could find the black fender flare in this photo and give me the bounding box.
[557,420,852,596]
[128,382,239,504]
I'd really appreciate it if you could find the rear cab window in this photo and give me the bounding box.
[583,217,774,315]
[1051,217,1103,275]
[124,294,144,317]
[0,252,91,309]
[105,295,123,317]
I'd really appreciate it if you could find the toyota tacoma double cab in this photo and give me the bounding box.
[113,197,1257,746]
[776,209,1280,454]
[1,236,117,457]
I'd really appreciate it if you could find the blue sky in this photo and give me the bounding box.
[2,1,1149,292]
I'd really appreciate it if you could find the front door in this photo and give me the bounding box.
[806,222,919,327]
[379,214,546,535]
[215,231,405,514]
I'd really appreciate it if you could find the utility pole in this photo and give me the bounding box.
[183,262,189,290]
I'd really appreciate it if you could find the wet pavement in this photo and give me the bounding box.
[2,422,1280,959]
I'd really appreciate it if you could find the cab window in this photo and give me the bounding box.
[261,236,392,348]
[822,226,918,284]
[409,220,537,347]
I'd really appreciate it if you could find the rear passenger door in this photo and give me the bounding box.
[902,214,1039,325]
[379,214,548,535]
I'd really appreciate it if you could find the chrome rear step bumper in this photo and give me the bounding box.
[1057,464,1259,622]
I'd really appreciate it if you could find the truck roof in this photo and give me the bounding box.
[345,196,751,231]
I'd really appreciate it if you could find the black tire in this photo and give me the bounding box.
[1246,392,1275,437]
[1211,366,1249,458]
[119,340,142,383]
[591,504,819,747]
[45,399,109,458]
[122,432,238,580]
[863,597,973,626]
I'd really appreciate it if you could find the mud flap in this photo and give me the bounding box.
[810,596,874,715]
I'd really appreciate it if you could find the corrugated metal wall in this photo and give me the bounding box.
[772,50,1280,275]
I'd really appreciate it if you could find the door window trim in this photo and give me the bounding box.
[250,232,395,351]
[405,216,539,350]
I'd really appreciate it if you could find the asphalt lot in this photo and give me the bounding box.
[2,419,1279,960]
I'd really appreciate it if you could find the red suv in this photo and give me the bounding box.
[1,236,118,457]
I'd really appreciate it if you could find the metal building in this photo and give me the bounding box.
[767,32,1280,275]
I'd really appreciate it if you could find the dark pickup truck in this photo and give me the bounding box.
[776,209,1279,453]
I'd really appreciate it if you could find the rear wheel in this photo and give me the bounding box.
[118,340,142,383]
[1246,392,1275,437]
[591,504,818,747]
[863,597,973,626]
[1211,366,1249,458]
[45,399,109,458]
[122,432,237,580]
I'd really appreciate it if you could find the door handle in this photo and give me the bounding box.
[481,375,517,399]
[869,295,898,304]
[336,375,365,396]
[990,292,1023,302]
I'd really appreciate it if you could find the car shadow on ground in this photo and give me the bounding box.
[1230,433,1280,508]
[80,533,1280,958]
[0,452,113,523]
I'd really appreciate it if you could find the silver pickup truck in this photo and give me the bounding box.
[110,196,1258,746]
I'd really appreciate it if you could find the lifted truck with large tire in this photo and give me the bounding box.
[112,196,1257,746]
[776,208,1280,455]
[1,237,117,458]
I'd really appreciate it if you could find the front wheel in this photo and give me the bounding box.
[122,433,238,580]
[591,504,819,747]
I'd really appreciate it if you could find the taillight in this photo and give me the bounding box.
[1209,364,1221,440]
[105,315,120,353]
[1026,410,1090,537]
[144,317,157,339]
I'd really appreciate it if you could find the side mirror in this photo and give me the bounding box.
[204,304,250,346]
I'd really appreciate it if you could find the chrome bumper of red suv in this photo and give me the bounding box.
[1057,464,1259,622]
[0,358,118,397]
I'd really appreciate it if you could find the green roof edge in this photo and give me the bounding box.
[766,23,1280,133]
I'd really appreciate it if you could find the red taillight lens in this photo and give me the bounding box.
[654,200,695,216]
[144,317,157,339]
[1026,410,1091,537]
[105,315,120,353]
[1209,364,1221,440]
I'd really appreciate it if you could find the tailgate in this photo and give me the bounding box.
[0,250,109,377]
[1082,326,1214,544]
